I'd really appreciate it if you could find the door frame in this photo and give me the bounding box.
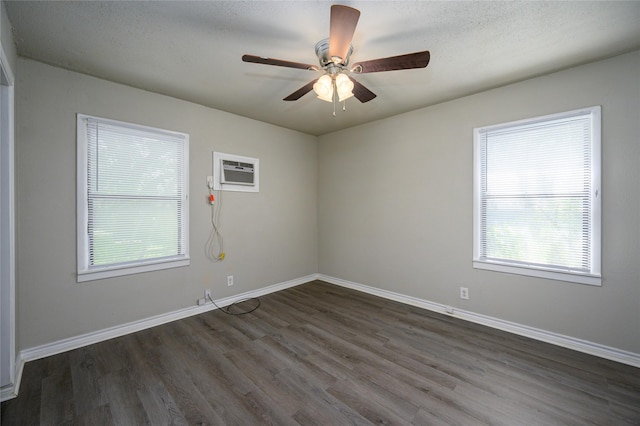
[0,41,16,400]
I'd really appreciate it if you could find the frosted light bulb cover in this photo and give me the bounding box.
[335,73,354,102]
[313,75,333,100]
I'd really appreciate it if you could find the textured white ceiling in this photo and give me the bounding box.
[5,1,640,135]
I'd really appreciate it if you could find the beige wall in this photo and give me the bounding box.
[318,51,640,354]
[13,48,640,357]
[15,59,318,349]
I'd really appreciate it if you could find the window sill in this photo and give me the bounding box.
[473,260,601,286]
[77,257,190,282]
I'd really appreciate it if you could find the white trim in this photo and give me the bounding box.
[318,274,640,368]
[0,356,21,402]
[0,41,16,399]
[76,114,190,282]
[473,106,602,286]
[7,272,639,400]
[473,260,601,286]
[77,257,191,282]
[21,274,315,363]
[0,388,13,401]
[319,275,445,313]
[4,274,317,399]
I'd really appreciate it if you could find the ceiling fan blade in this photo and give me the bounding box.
[329,5,360,64]
[283,79,319,101]
[351,51,430,73]
[348,77,377,103]
[242,54,317,71]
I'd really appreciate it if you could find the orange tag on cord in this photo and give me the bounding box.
[209,194,215,203]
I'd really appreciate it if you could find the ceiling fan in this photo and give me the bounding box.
[242,4,430,114]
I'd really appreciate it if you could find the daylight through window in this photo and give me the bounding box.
[77,114,189,282]
[473,107,601,285]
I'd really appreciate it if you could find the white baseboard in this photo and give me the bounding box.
[6,272,637,401]
[0,385,16,402]
[20,274,317,363]
[0,355,23,402]
[318,274,640,369]
[3,274,317,400]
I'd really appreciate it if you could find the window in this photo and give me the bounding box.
[77,114,189,282]
[473,106,601,286]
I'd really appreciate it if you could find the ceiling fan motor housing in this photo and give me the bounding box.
[315,38,353,69]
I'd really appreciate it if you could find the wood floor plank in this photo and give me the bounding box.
[3,280,639,425]
[39,353,74,424]
[99,368,151,425]
[68,347,108,417]
[411,406,484,426]
[223,347,306,417]
[277,372,370,426]
[258,335,337,388]
[327,378,412,424]
[72,404,115,426]
[136,380,189,426]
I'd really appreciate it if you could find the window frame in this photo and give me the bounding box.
[473,106,601,286]
[77,114,190,282]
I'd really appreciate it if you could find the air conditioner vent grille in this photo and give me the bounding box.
[213,152,259,192]
[222,159,255,185]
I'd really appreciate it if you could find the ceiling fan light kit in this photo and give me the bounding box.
[313,75,334,102]
[313,69,354,100]
[335,73,355,102]
[242,4,430,115]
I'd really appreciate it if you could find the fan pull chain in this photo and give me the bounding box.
[332,82,337,117]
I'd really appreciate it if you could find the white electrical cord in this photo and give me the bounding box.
[203,182,260,314]
[206,186,225,261]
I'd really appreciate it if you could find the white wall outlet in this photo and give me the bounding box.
[460,287,469,300]
[227,275,234,286]
[205,289,211,300]
[206,176,214,189]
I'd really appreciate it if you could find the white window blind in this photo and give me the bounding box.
[473,107,601,285]
[77,115,189,281]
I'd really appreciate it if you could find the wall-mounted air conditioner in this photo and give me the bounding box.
[212,152,259,192]
[221,159,255,186]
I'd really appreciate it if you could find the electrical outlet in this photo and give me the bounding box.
[205,289,211,300]
[460,287,469,300]
[227,275,234,286]
[206,176,214,189]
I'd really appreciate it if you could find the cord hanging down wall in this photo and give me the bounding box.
[205,180,225,262]
[204,151,262,315]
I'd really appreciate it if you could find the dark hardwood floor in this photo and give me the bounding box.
[2,280,639,425]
